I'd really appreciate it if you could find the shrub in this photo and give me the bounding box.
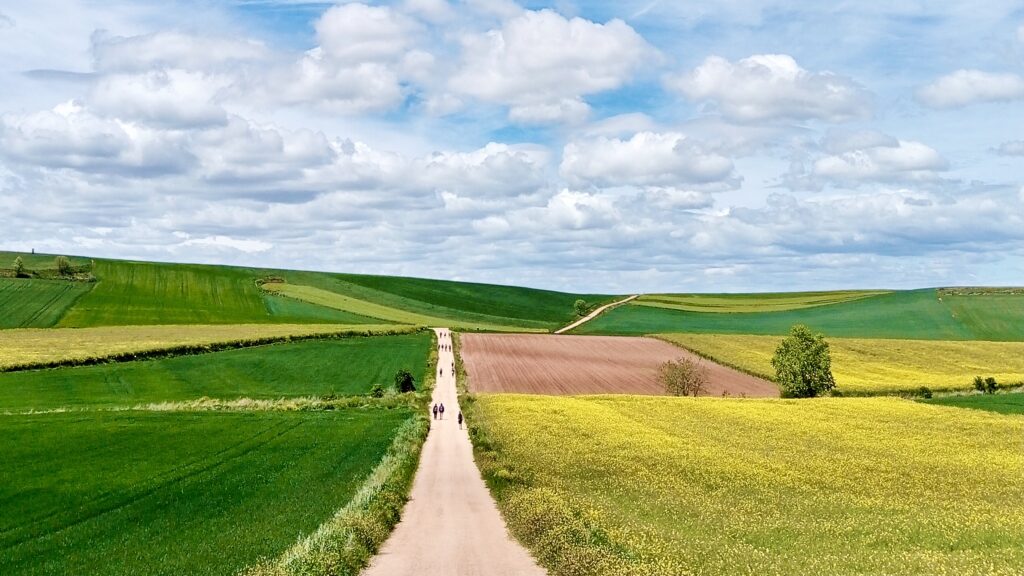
[573,299,589,317]
[659,357,708,397]
[394,369,415,393]
[918,386,933,399]
[12,256,25,277]
[369,384,385,398]
[771,324,836,398]
[54,255,73,276]
[974,376,999,394]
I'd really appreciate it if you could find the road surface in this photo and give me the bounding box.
[554,294,638,334]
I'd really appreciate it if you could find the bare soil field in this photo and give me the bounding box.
[461,334,778,397]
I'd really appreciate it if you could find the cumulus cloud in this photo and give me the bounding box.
[91,31,268,73]
[666,54,871,122]
[315,3,420,63]
[450,9,653,123]
[785,131,947,190]
[995,140,1024,156]
[561,132,737,188]
[416,142,549,197]
[916,70,1024,108]
[90,70,229,128]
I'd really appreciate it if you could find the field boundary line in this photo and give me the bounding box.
[554,295,638,334]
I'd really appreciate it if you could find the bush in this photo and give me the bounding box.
[918,386,933,399]
[573,299,589,317]
[658,357,708,397]
[12,256,25,277]
[394,369,415,393]
[54,255,73,276]
[974,376,999,394]
[369,384,385,398]
[771,324,836,398]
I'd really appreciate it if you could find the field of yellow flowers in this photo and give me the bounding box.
[655,333,1024,394]
[470,395,1024,575]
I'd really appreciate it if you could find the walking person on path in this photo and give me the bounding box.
[439,403,445,420]
[458,411,463,430]
[432,403,438,420]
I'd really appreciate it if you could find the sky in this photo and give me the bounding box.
[0,1,1022,293]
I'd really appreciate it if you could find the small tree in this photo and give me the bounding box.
[973,376,998,394]
[55,255,73,276]
[13,256,25,277]
[659,357,708,396]
[394,369,416,393]
[771,324,836,398]
[369,384,385,398]
[573,299,589,317]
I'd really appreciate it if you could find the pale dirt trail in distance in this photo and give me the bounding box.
[361,328,545,576]
[462,333,779,397]
[554,294,638,334]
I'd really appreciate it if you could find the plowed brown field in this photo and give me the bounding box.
[461,333,778,397]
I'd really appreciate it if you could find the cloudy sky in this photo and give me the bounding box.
[1,1,1022,293]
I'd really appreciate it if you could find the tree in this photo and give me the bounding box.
[369,384,385,398]
[573,299,589,317]
[974,376,998,394]
[659,357,708,396]
[771,324,836,398]
[55,255,73,276]
[394,369,416,393]
[12,256,25,277]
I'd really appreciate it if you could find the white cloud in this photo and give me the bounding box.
[91,31,268,73]
[786,131,947,189]
[315,3,420,63]
[666,54,871,122]
[178,234,273,253]
[450,9,653,123]
[90,70,229,128]
[995,140,1024,156]
[560,132,736,188]
[416,142,549,197]
[508,98,590,125]
[916,69,1024,108]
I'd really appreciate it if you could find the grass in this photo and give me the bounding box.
[0,250,90,271]
[922,392,1024,415]
[635,290,889,313]
[580,289,1024,341]
[656,333,1024,394]
[264,282,548,332]
[469,394,1024,576]
[0,278,94,328]
[0,323,410,371]
[0,333,431,412]
[0,409,412,576]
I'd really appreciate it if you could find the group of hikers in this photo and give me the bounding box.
[434,329,463,429]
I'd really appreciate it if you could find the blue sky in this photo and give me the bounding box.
[0,0,1021,293]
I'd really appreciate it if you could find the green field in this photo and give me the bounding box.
[0,409,410,576]
[922,392,1024,415]
[635,290,889,313]
[0,333,430,412]
[657,333,1024,394]
[0,251,90,271]
[579,289,1024,341]
[470,395,1024,576]
[0,279,94,328]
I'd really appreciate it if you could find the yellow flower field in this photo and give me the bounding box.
[470,394,1024,576]
[0,323,411,370]
[655,333,1024,394]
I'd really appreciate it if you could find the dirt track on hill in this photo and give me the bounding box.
[461,333,779,397]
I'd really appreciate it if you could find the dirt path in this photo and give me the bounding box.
[554,294,638,334]
[362,328,545,576]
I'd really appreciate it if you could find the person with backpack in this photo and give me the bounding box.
[458,411,463,429]
[432,403,438,420]
[439,403,445,419]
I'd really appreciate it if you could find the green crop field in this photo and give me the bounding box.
[922,392,1024,415]
[0,323,410,370]
[635,290,889,313]
[0,409,410,576]
[0,251,90,270]
[0,333,430,412]
[0,278,94,328]
[469,395,1024,576]
[657,333,1024,394]
[579,289,1024,341]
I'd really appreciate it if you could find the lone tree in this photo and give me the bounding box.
[12,256,25,277]
[573,299,589,317]
[771,324,836,398]
[659,357,708,397]
[394,369,416,393]
[55,255,73,276]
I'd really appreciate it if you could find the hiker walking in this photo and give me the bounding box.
[439,403,445,419]
[458,411,463,429]
[432,403,438,420]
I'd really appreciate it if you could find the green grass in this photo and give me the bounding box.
[261,292,382,324]
[0,278,94,328]
[580,289,1024,341]
[635,290,889,313]
[0,333,431,411]
[0,409,410,576]
[470,395,1024,575]
[0,251,90,271]
[922,392,1024,415]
